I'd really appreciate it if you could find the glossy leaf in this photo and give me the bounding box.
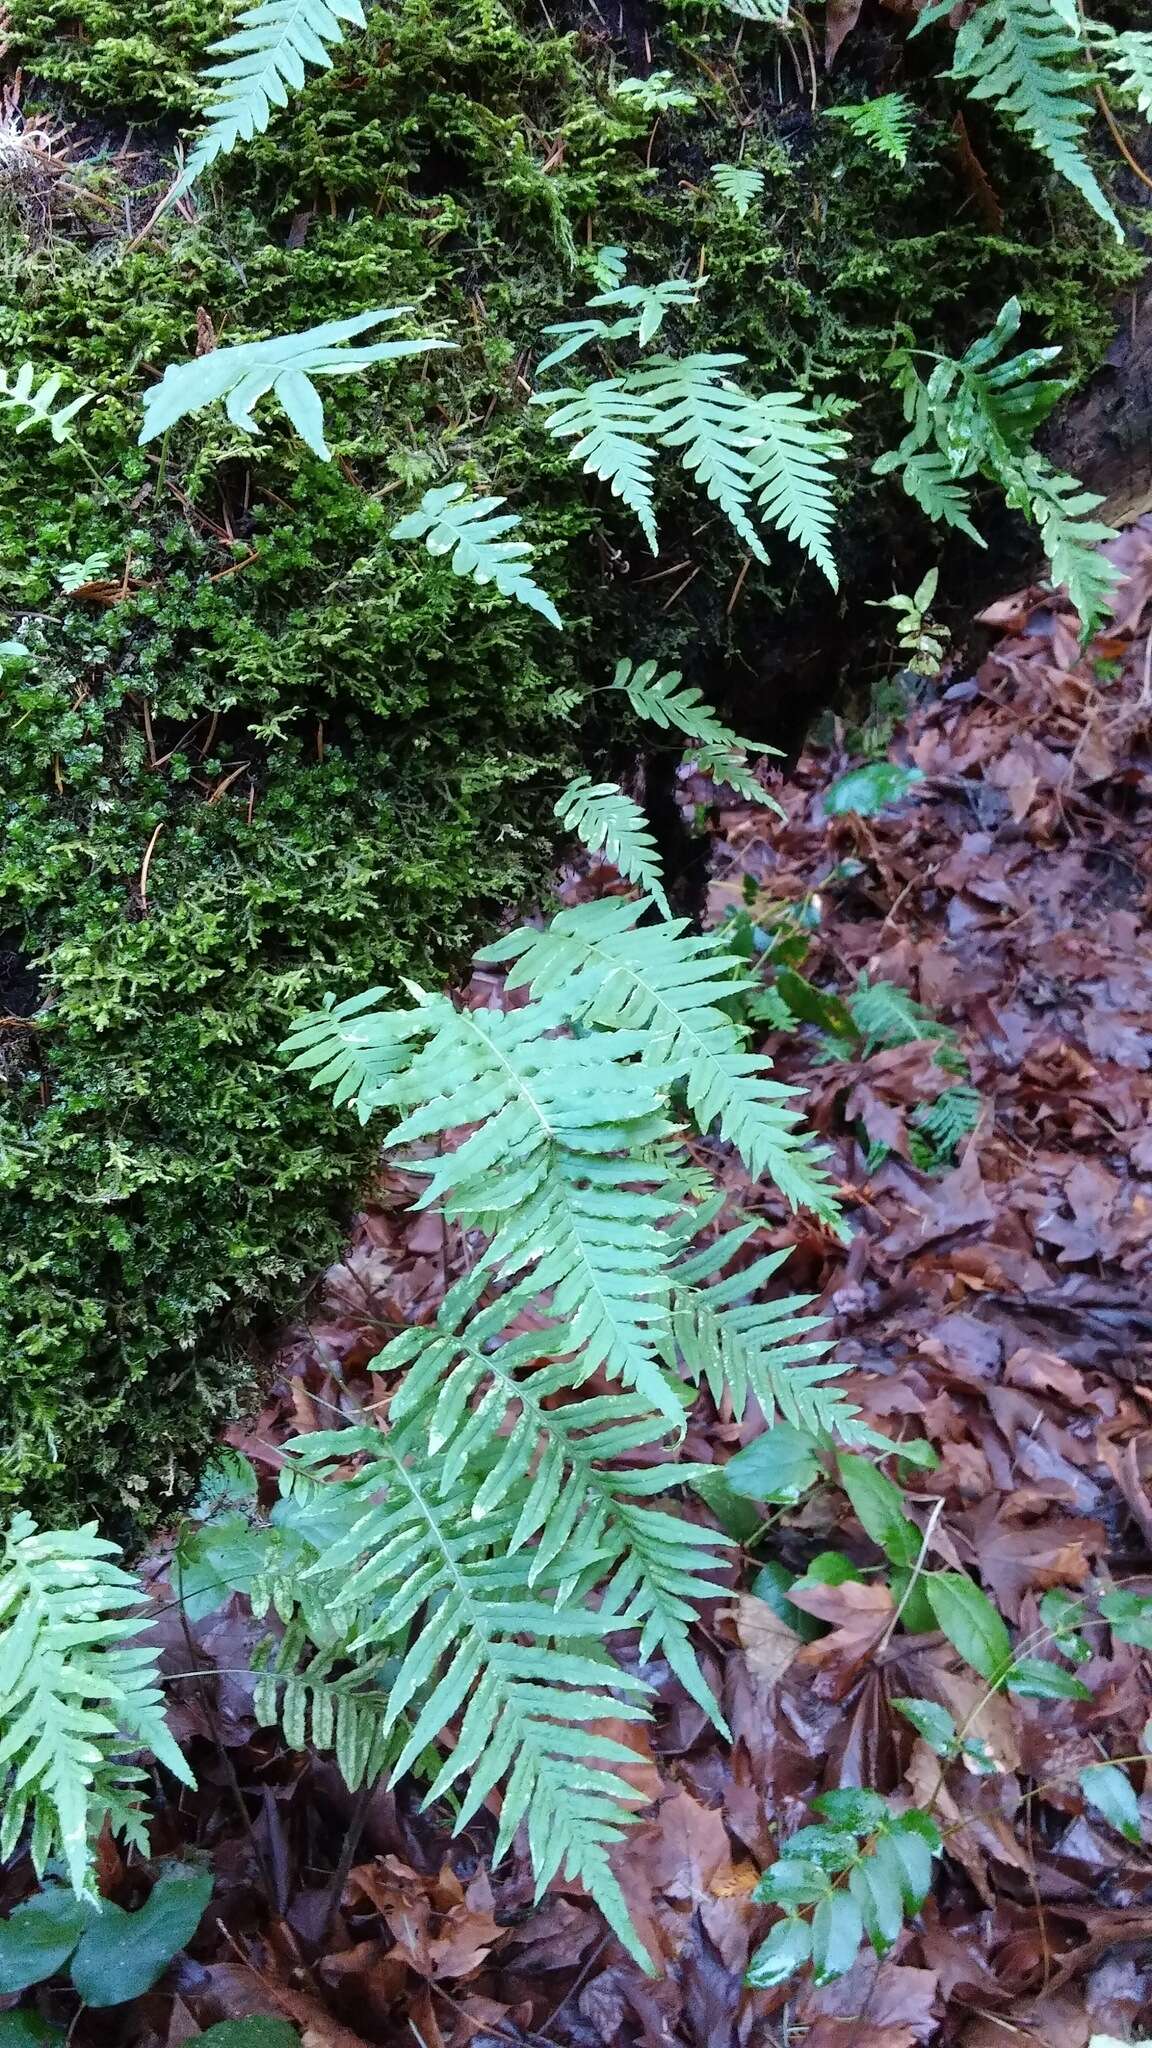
[0,1890,86,1995]
[925,1571,1012,1682]
[745,1914,812,1987]
[727,1424,822,1504]
[69,1866,213,2008]
[810,1890,864,1984]
[1079,1763,1142,1844]
[892,1697,958,1756]
[837,1454,920,1566]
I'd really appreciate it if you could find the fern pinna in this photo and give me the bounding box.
[272,837,879,1959]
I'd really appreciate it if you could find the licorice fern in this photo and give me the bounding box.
[614,656,782,809]
[711,163,765,216]
[914,0,1119,235]
[0,363,93,442]
[139,311,452,460]
[555,776,671,915]
[164,0,367,205]
[828,93,915,165]
[1093,27,1152,119]
[533,272,846,583]
[0,1515,193,1895]
[875,298,1119,634]
[390,482,563,628]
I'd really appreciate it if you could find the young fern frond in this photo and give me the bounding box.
[827,92,915,165]
[614,658,782,808]
[483,895,841,1223]
[875,299,1119,634]
[139,311,452,461]
[555,776,671,915]
[284,1423,656,1967]
[0,364,93,442]
[915,0,1119,235]
[0,1515,193,1895]
[390,482,563,628]
[532,275,846,580]
[164,0,367,205]
[710,163,765,216]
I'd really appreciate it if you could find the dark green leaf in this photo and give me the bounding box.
[1039,1590,1090,1662]
[849,1848,904,1954]
[1100,1590,1152,1649]
[689,1466,763,1541]
[0,1890,87,1995]
[887,1817,936,1911]
[69,1866,213,2008]
[752,1857,831,1907]
[773,968,856,1039]
[791,1552,862,1597]
[893,1439,939,1472]
[749,1562,824,1642]
[786,1825,859,1870]
[197,2028,301,2047]
[925,1572,1012,1682]
[888,1567,936,1634]
[745,1915,813,1988]
[0,2014,65,2044]
[824,762,924,818]
[1006,1657,1091,1700]
[893,1697,957,1754]
[813,1787,889,1833]
[837,1454,920,1567]
[810,1891,865,1984]
[727,1424,822,1505]
[1079,1764,1142,1843]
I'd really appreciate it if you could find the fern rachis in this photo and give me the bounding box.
[390,482,563,628]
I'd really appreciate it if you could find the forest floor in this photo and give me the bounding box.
[65,522,1152,2047]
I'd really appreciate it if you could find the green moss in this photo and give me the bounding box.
[0,0,1140,1520]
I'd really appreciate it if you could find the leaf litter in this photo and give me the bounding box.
[14,523,1152,2044]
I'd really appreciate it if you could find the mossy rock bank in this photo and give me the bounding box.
[0,0,1141,1520]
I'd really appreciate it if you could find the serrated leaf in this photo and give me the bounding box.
[1006,1656,1091,1700]
[810,1890,864,1984]
[836,1454,920,1567]
[812,1786,889,1832]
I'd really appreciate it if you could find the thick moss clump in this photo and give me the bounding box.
[0,0,1140,1519]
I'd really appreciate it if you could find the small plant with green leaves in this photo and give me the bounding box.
[746,1791,943,1988]
[0,363,93,442]
[162,0,368,206]
[828,93,915,166]
[613,72,699,115]
[390,483,562,629]
[876,298,1119,634]
[868,569,947,678]
[534,269,848,583]
[710,163,765,217]
[139,311,452,461]
[1091,26,1152,118]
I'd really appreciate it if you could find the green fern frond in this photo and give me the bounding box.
[911,1084,982,1160]
[390,483,563,629]
[744,390,847,586]
[555,776,670,915]
[614,71,699,114]
[0,1515,193,1896]
[1004,453,1121,631]
[483,895,841,1224]
[874,446,983,544]
[916,0,1119,234]
[1094,27,1152,118]
[285,1424,656,1968]
[710,163,765,216]
[828,92,916,165]
[615,659,782,809]
[846,976,952,1053]
[253,1619,401,1790]
[385,1276,730,1722]
[534,379,660,548]
[165,0,367,204]
[0,363,93,442]
[632,353,775,564]
[721,0,791,21]
[278,984,418,1122]
[139,311,453,461]
[670,1263,865,1439]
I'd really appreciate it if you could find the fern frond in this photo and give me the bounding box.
[139,310,453,461]
[166,0,367,203]
[0,1514,193,1896]
[744,390,847,587]
[912,1083,982,1158]
[385,1276,731,1721]
[670,1257,866,1439]
[874,446,983,544]
[827,93,915,165]
[533,379,660,549]
[614,71,698,113]
[555,776,670,915]
[615,659,782,808]
[918,0,1118,234]
[1004,454,1120,633]
[0,363,93,442]
[1094,27,1152,118]
[721,0,791,22]
[252,1618,401,1790]
[390,482,562,629]
[483,896,841,1223]
[278,984,418,1122]
[710,163,765,216]
[285,1425,656,1968]
[632,353,772,564]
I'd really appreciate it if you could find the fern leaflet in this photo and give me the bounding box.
[1094,28,1152,118]
[0,364,92,442]
[391,482,562,628]
[614,657,782,810]
[165,0,367,204]
[555,776,671,915]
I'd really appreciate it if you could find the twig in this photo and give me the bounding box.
[315,1775,378,1942]
[1095,87,1152,193]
